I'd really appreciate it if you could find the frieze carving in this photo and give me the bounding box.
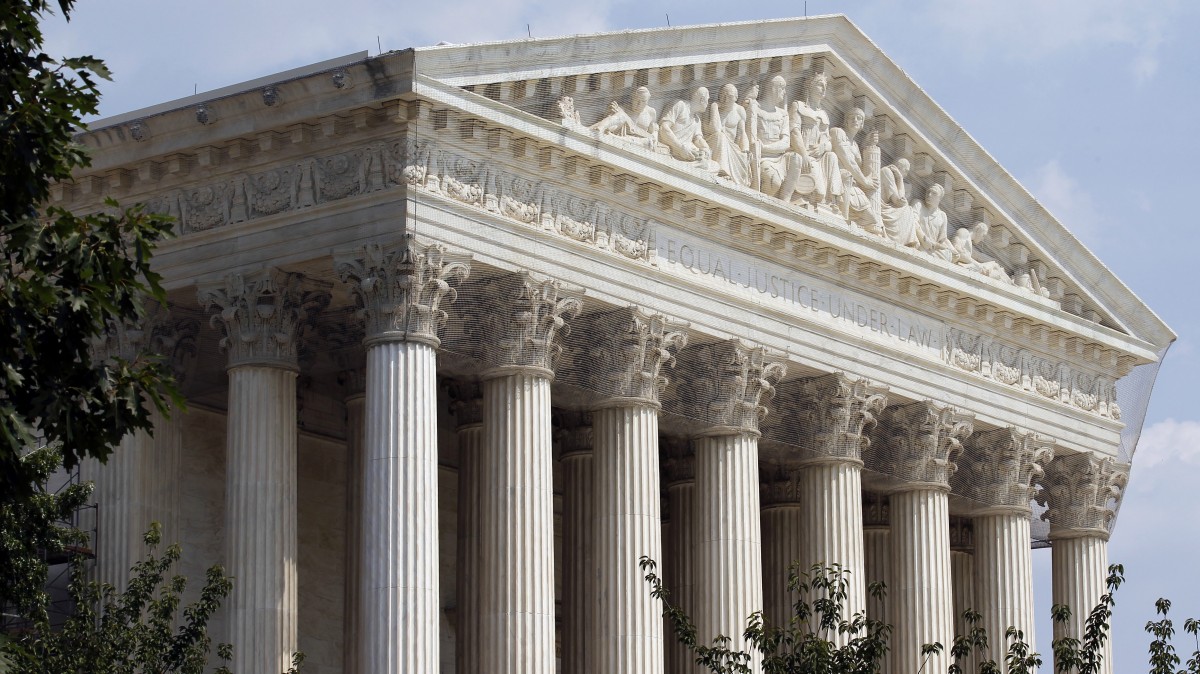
[943,327,1120,420]
[198,268,329,369]
[1036,453,1129,538]
[539,69,1055,298]
[948,516,974,551]
[867,400,974,489]
[667,340,787,435]
[560,307,688,406]
[952,427,1054,513]
[765,372,888,462]
[335,235,471,347]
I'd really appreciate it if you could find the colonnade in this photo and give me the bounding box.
[89,236,1131,674]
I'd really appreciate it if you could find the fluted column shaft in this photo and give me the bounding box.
[1052,535,1112,674]
[695,432,763,670]
[665,479,697,674]
[594,403,665,674]
[342,393,364,674]
[479,371,557,674]
[358,341,441,673]
[951,549,977,674]
[863,524,891,673]
[455,420,484,674]
[761,502,803,628]
[227,365,299,674]
[890,487,954,674]
[799,459,866,625]
[561,438,594,674]
[975,512,1035,669]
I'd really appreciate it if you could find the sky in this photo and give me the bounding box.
[40,1,1200,671]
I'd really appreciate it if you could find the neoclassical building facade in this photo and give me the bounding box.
[68,16,1172,674]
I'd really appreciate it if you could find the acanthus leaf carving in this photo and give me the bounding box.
[667,340,787,435]
[197,268,329,369]
[867,400,974,488]
[560,307,688,406]
[335,235,471,347]
[952,427,1054,513]
[1037,453,1129,538]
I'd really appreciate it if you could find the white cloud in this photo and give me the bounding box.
[1026,160,1103,247]
[1131,418,1200,470]
[918,0,1179,83]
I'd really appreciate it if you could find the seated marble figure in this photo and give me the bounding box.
[951,221,1011,283]
[591,86,659,149]
[658,87,717,171]
[913,184,954,261]
[704,83,751,186]
[831,107,882,234]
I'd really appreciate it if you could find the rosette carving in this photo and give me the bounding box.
[335,235,471,347]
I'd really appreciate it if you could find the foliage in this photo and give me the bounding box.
[648,558,1197,674]
[0,0,178,499]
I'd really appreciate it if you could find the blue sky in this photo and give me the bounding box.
[42,1,1200,670]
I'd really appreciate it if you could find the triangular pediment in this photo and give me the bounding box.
[404,15,1173,355]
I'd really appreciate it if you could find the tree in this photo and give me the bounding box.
[1,0,177,498]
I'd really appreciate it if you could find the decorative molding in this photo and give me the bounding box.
[953,427,1054,514]
[862,491,889,527]
[561,307,688,406]
[765,372,888,462]
[446,379,484,428]
[335,235,471,347]
[668,340,787,435]
[1037,453,1129,539]
[760,464,804,507]
[868,400,974,489]
[943,327,1120,420]
[197,268,329,369]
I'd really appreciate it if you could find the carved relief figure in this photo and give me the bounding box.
[879,158,918,246]
[591,86,659,149]
[750,76,806,201]
[831,107,883,233]
[913,184,954,261]
[951,222,1011,283]
[658,87,717,171]
[556,96,583,128]
[790,73,842,210]
[704,83,752,186]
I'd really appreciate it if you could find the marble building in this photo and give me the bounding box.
[67,15,1173,674]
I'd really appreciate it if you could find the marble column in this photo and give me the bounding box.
[769,373,887,630]
[557,411,595,674]
[662,437,698,674]
[562,307,687,674]
[449,381,484,674]
[760,468,803,629]
[341,373,365,674]
[87,308,194,591]
[862,492,891,674]
[955,427,1053,671]
[869,401,973,674]
[671,341,786,671]
[336,238,470,674]
[1039,453,1129,674]
[462,272,582,674]
[949,516,977,674]
[200,270,326,674]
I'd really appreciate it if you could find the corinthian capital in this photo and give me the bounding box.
[459,272,584,377]
[1037,453,1129,539]
[953,427,1054,514]
[868,401,974,489]
[667,340,787,435]
[198,269,328,369]
[561,307,688,407]
[767,372,889,463]
[92,302,200,382]
[760,463,803,507]
[335,235,470,347]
